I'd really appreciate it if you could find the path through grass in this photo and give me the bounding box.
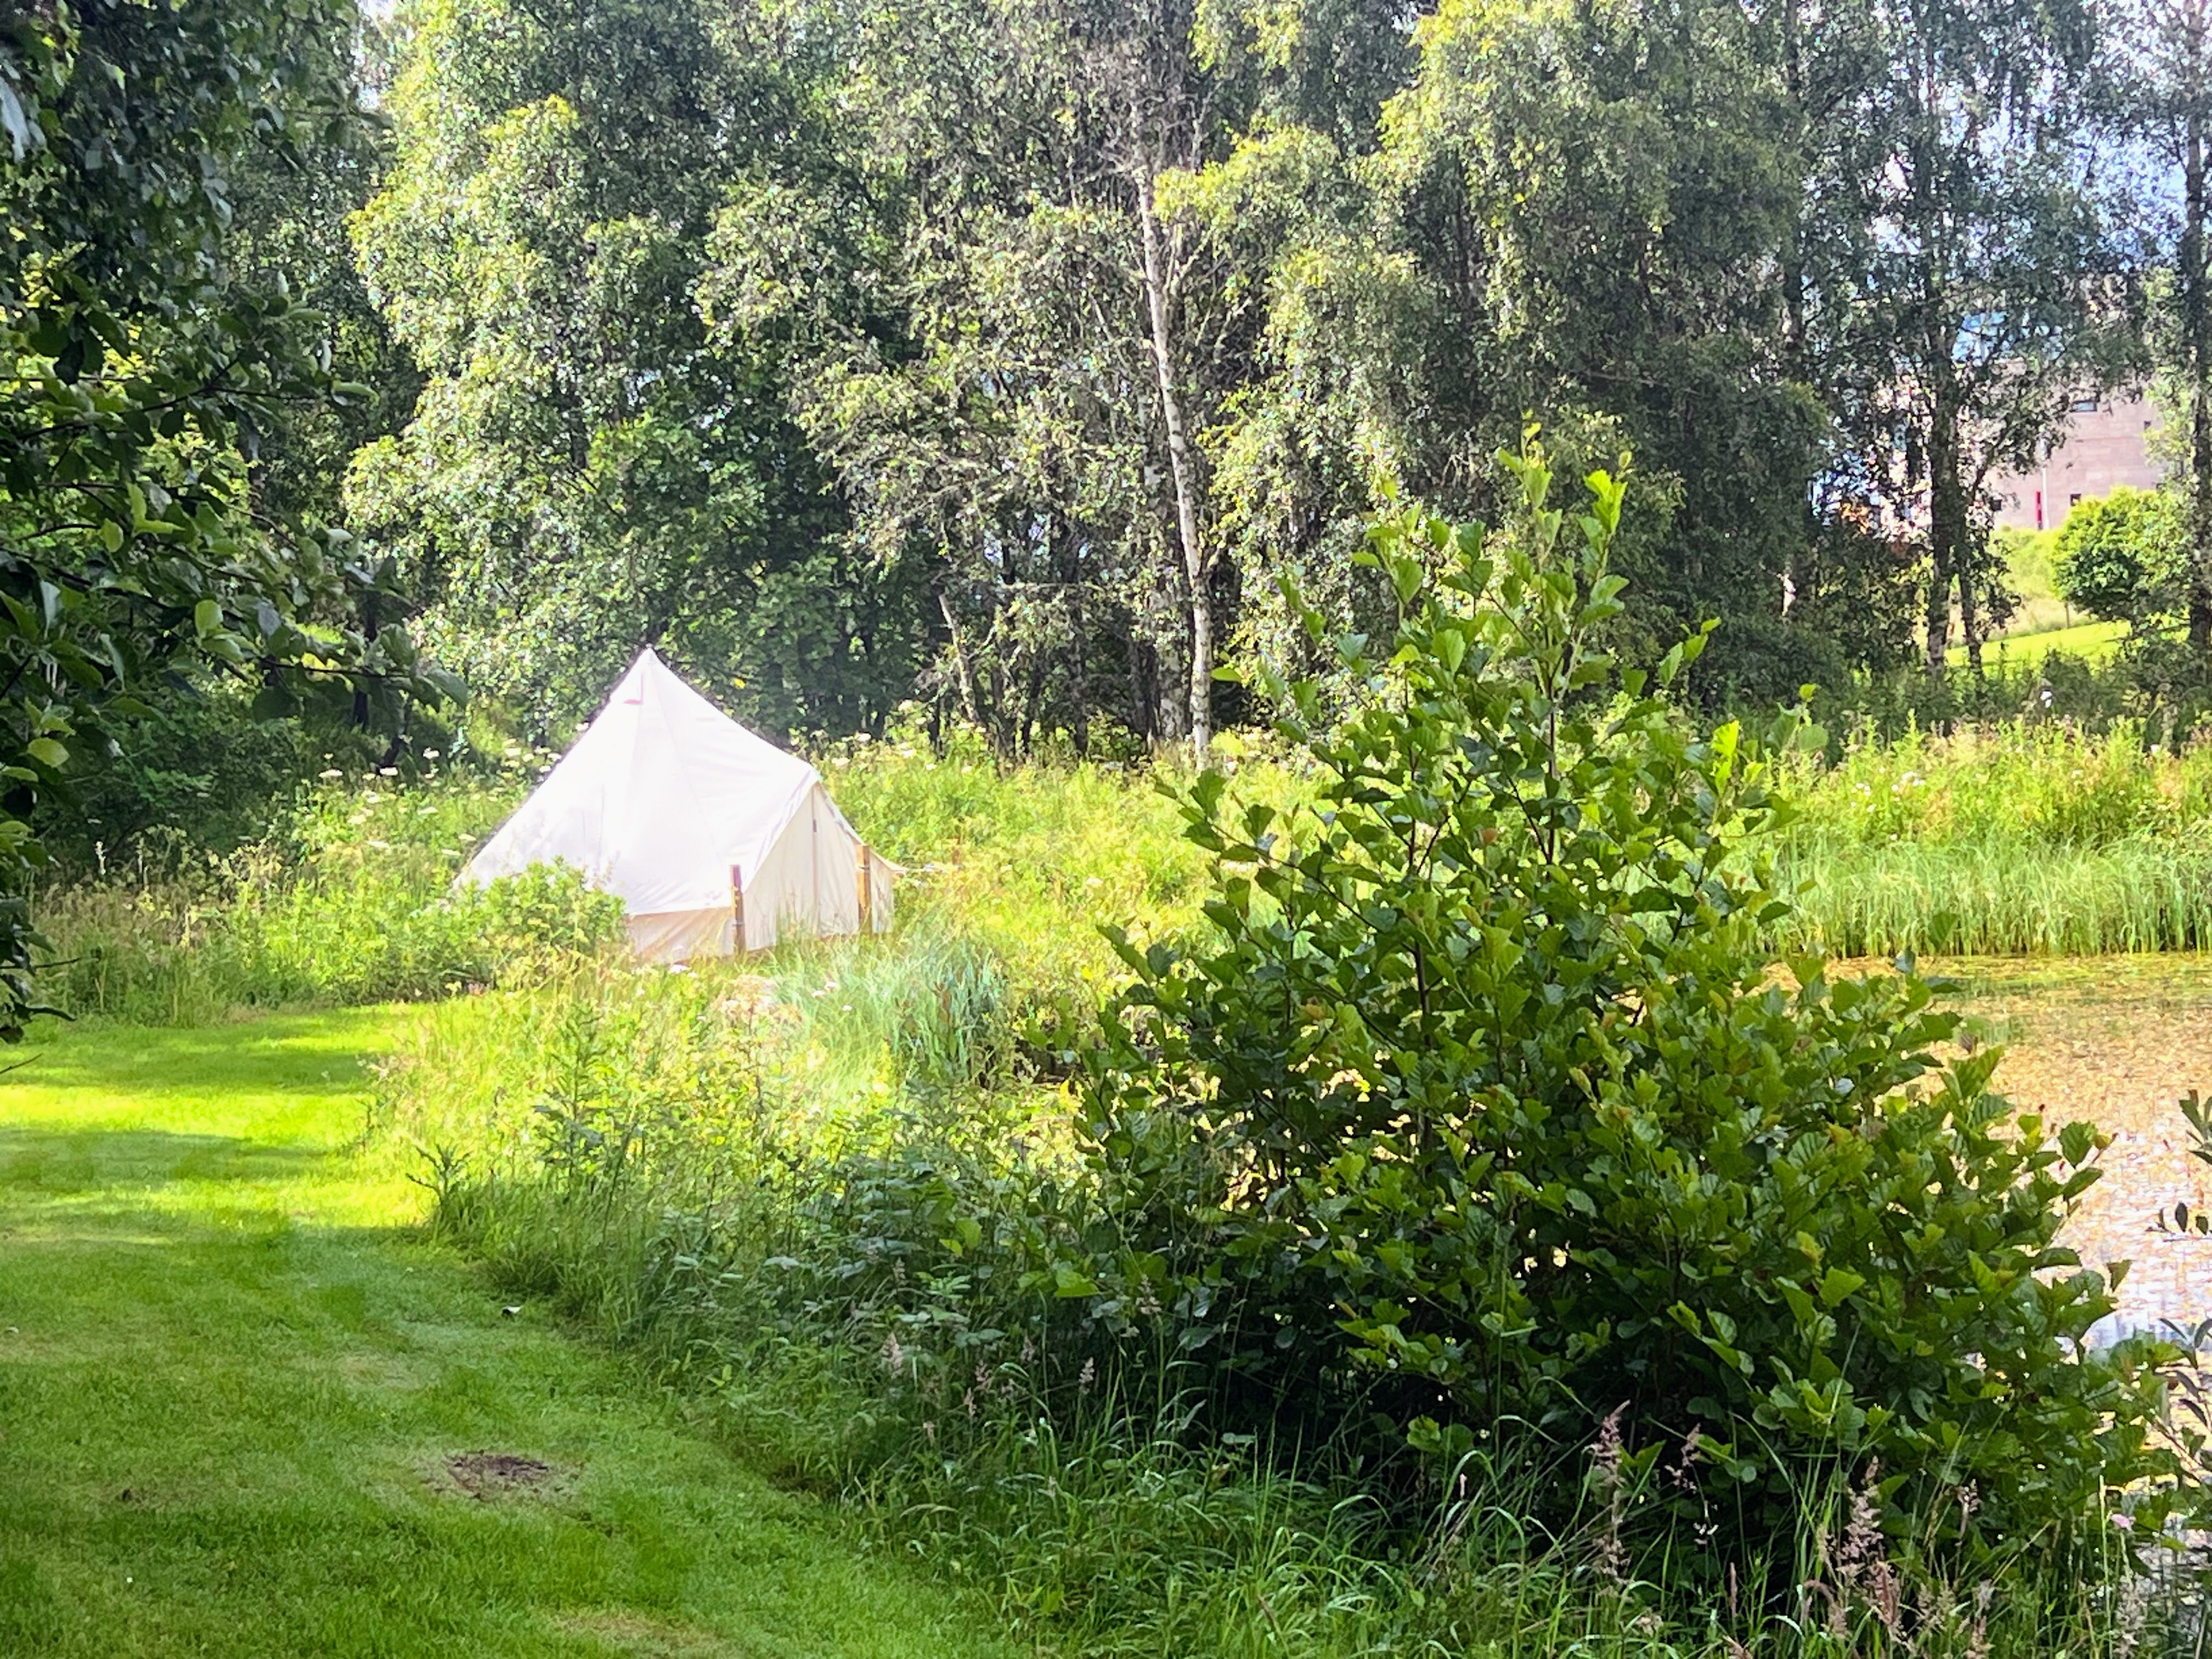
[0,1011,1019,1658]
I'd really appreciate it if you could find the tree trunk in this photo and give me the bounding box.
[353,588,380,729]
[938,590,985,732]
[1925,399,1964,678]
[1058,515,1090,758]
[1136,173,1212,759]
[2187,2,2212,652]
[1779,0,1808,385]
[1960,553,1984,675]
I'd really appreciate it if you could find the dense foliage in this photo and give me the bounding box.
[2056,487,2190,625]
[0,1,456,1032]
[324,0,2193,758]
[1076,456,2176,1553]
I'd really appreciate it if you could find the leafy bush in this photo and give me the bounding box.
[2053,487,2186,625]
[1073,448,2176,1556]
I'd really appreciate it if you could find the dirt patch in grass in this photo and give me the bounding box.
[442,1451,556,1500]
[550,1609,741,1657]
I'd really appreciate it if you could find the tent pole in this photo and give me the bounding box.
[856,846,873,935]
[730,864,745,952]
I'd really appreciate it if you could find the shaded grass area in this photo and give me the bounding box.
[0,1014,1018,1658]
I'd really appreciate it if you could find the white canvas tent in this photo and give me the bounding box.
[461,648,894,960]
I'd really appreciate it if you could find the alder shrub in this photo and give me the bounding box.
[1074,447,2178,1554]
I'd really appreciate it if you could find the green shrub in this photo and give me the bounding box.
[1072,447,2177,1558]
[2053,487,2186,625]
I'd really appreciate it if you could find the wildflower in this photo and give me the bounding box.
[881,1332,905,1376]
[319,769,343,781]
[1966,1582,1993,1659]
[1666,1425,1702,1493]
[379,766,399,777]
[1832,1460,1901,1639]
[1077,1358,1096,1393]
[1590,1403,1627,1590]
[1835,1461,1882,1578]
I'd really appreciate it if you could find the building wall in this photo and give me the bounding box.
[1990,391,2166,530]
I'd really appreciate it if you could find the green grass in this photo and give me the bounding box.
[1776,719,2212,954]
[1946,615,2125,668]
[0,1011,1020,1658]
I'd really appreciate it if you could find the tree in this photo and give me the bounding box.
[352,0,914,742]
[1802,0,2128,676]
[2129,0,2212,650]
[709,0,1413,757]
[2053,486,2188,624]
[1272,0,1832,703]
[0,0,450,1035]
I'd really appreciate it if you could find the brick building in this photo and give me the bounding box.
[1990,390,2166,530]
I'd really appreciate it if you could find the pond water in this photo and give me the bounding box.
[1947,956,2212,1347]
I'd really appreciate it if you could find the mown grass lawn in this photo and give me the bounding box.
[0,1011,1018,1658]
[1946,614,2128,668]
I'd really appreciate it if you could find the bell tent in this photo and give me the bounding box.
[461,648,894,960]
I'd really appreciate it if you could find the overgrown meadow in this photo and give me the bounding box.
[32,708,2212,1655]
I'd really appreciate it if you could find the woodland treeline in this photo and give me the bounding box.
[319,0,2205,754]
[3,0,2211,813]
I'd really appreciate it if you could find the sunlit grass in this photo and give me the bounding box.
[1946,616,2127,668]
[0,1013,1021,1658]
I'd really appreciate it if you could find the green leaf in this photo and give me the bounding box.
[1818,1268,1866,1308]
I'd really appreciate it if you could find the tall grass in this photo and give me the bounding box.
[37,714,2212,1025]
[27,764,629,1021]
[376,958,2207,1658]
[1779,721,2212,956]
